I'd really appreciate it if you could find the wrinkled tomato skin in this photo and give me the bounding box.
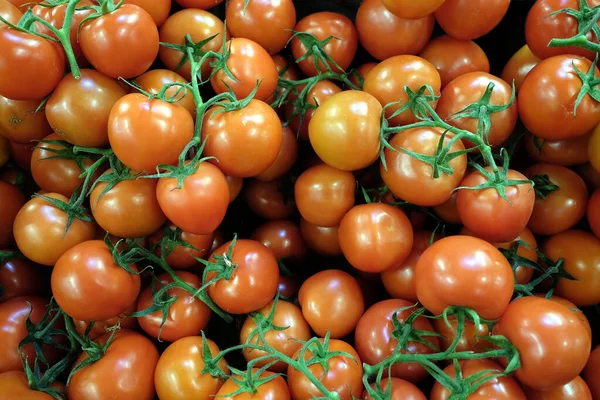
[524,376,592,400]
[432,316,490,353]
[355,299,440,383]
[134,69,196,118]
[299,218,342,256]
[501,45,540,92]
[0,180,24,248]
[0,256,48,302]
[217,370,291,400]
[525,131,589,166]
[149,224,214,269]
[492,296,591,390]
[583,346,600,400]
[0,96,52,144]
[255,125,299,181]
[435,0,510,40]
[250,220,306,261]
[298,269,364,339]
[416,235,514,320]
[362,377,426,400]
[243,179,296,220]
[68,330,159,400]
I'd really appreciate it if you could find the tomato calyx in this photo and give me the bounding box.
[288,30,345,75]
[572,56,600,114]
[547,0,600,53]
[199,234,239,287]
[33,193,94,235]
[19,301,70,366]
[161,33,221,80]
[34,138,98,175]
[221,364,283,397]
[531,174,560,199]
[150,224,200,259]
[389,305,441,353]
[242,295,290,350]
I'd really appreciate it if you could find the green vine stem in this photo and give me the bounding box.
[547,0,600,52]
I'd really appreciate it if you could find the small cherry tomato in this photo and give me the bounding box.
[501,45,540,92]
[432,316,490,353]
[583,346,600,400]
[250,220,306,261]
[435,0,510,40]
[525,131,590,166]
[217,369,290,400]
[299,218,342,256]
[0,180,24,248]
[148,223,214,269]
[362,377,426,400]
[134,69,196,118]
[243,178,296,220]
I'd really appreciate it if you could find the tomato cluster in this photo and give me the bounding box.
[1,0,600,399]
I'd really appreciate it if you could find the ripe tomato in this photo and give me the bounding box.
[134,69,196,118]
[416,235,514,319]
[52,240,140,321]
[0,96,51,144]
[291,12,357,76]
[298,269,364,338]
[495,227,538,285]
[0,30,64,101]
[583,346,600,400]
[524,376,592,400]
[124,0,171,27]
[435,0,510,40]
[589,122,600,172]
[339,203,413,273]
[149,223,214,269]
[309,90,382,171]
[226,0,296,55]
[68,330,159,400]
[13,193,96,266]
[255,126,298,182]
[240,300,311,372]
[90,171,166,238]
[174,0,224,8]
[225,175,243,204]
[382,0,444,19]
[493,296,591,390]
[201,99,282,177]
[355,299,440,383]
[137,271,211,342]
[349,62,377,89]
[243,178,296,220]
[250,220,306,261]
[0,180,24,248]
[0,256,47,302]
[73,302,138,340]
[433,191,461,224]
[0,370,64,400]
[419,35,490,88]
[287,338,363,400]
[362,377,426,400]
[432,316,490,353]
[430,359,526,399]
[524,164,588,236]
[533,294,592,337]
[577,162,600,189]
[217,370,290,400]
[206,239,279,314]
[159,9,226,81]
[155,336,229,400]
[0,0,21,28]
[356,0,434,60]
[525,131,590,166]
[589,188,600,239]
[381,127,467,206]
[80,4,159,79]
[299,218,341,256]
[8,140,33,170]
[519,55,600,140]
[501,45,541,92]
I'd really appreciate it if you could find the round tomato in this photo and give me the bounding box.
[524,376,592,400]
[588,188,600,239]
[8,140,34,170]
[134,69,196,118]
[432,191,462,224]
[225,175,243,204]
[0,96,51,144]
[217,370,290,400]
[255,126,298,182]
[0,180,24,248]
[124,0,171,26]
[362,377,426,400]
[0,255,47,302]
[416,235,514,319]
[435,0,510,40]
[501,45,540,92]
[299,218,341,256]
[525,131,590,166]
[533,294,592,337]
[583,346,600,400]
[148,223,214,269]
[432,316,490,353]
[382,0,444,19]
[250,220,306,261]
[0,1,21,27]
[0,370,64,400]
[243,178,296,220]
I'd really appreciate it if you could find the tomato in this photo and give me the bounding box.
[13,193,96,266]
[0,370,64,400]
[0,135,7,167]
[533,294,592,337]
[243,178,296,220]
[225,175,243,204]
[0,30,64,101]
[149,223,214,269]
[339,203,413,273]
[362,377,426,400]
[226,0,296,55]
[202,100,282,177]
[578,162,600,189]
[0,180,24,248]
[174,0,224,8]
[430,359,526,399]
[80,4,159,79]
[382,0,444,19]
[349,62,377,89]
[206,239,279,314]
[298,269,364,338]
[287,338,363,400]
[419,35,490,88]
[309,90,382,171]
[495,227,538,285]
[416,235,514,319]
[432,316,490,353]
[73,302,138,340]
[583,346,600,400]
[519,55,600,140]
[217,369,290,400]
[493,296,591,390]
[524,376,592,400]
[525,131,590,166]
[589,188,600,239]
[0,0,21,28]
[356,0,434,60]
[501,45,541,92]
[8,140,33,170]
[381,127,467,206]
[68,330,159,400]
[134,69,196,118]
[90,170,166,238]
[524,164,588,236]
[240,300,311,372]
[159,9,226,81]
[271,53,300,105]
[355,299,440,383]
[0,255,47,302]
[299,218,341,256]
[255,126,298,182]
[432,191,462,224]
[250,220,306,261]
[526,0,600,61]
[124,0,171,26]
[0,96,51,144]
[435,0,510,40]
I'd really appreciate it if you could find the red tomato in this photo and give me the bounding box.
[501,45,541,92]
[0,0,21,28]
[356,0,434,60]
[124,0,171,26]
[148,223,214,269]
[349,62,377,89]
[0,136,8,167]
[524,376,592,400]
[8,140,34,170]
[0,180,24,248]
[298,269,364,338]
[525,131,590,166]
[435,0,510,40]
[0,255,47,302]
[299,218,342,256]
[495,227,538,285]
[416,235,514,319]
[432,316,490,353]
[217,370,290,400]
[0,96,51,144]
[225,175,243,204]
[578,162,600,189]
[583,346,600,400]
[0,370,65,399]
[588,188,600,239]
[382,0,444,19]
[493,296,591,390]
[250,220,306,261]
[73,302,138,340]
[134,69,196,118]
[362,377,426,400]
[589,122,600,173]
[174,0,224,8]
[432,191,462,224]
[80,4,159,79]
[533,294,592,337]
[243,178,296,220]
[355,299,440,383]
[255,125,299,182]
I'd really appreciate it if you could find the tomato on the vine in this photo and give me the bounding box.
[134,69,196,118]
[0,370,65,400]
[362,377,426,400]
[217,370,291,400]
[124,0,172,27]
[148,223,214,269]
[0,96,52,144]
[432,316,490,353]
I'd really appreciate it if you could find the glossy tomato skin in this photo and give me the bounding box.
[419,35,490,88]
[68,330,159,400]
[255,126,299,181]
[430,359,526,399]
[299,218,342,256]
[339,203,414,273]
[519,55,600,140]
[0,1,22,28]
[0,256,48,302]
[217,370,290,400]
[525,164,588,235]
[149,223,214,269]
[494,296,591,390]
[175,0,224,9]
[134,69,195,117]
[124,0,171,26]
[382,0,444,19]
[0,180,25,248]
[416,235,514,319]
[250,220,306,261]
[0,370,64,399]
[355,299,440,383]
[381,127,467,206]
[356,0,434,60]
[435,0,510,40]
[80,4,159,79]
[155,336,229,400]
[0,96,52,143]
[524,376,592,400]
[157,161,229,235]
[90,170,167,238]
[583,346,600,400]
[108,93,194,173]
[52,240,141,321]
[501,45,540,92]
[309,90,382,171]
[525,131,589,166]
[13,193,96,266]
[588,188,600,239]
[457,168,535,243]
[287,338,363,400]
[207,239,279,314]
[362,377,426,400]
[0,30,64,101]
[364,55,441,126]
[243,178,296,220]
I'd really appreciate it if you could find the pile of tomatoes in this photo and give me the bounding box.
[1,0,600,398]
